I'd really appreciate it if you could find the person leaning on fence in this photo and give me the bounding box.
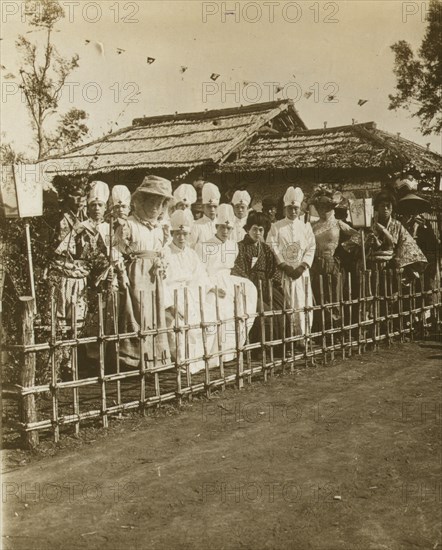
[196,203,257,364]
[309,185,361,330]
[266,187,316,346]
[231,209,285,348]
[189,182,220,248]
[231,190,252,243]
[164,209,220,373]
[365,190,428,275]
[114,175,173,369]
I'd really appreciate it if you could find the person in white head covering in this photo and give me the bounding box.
[173,183,197,217]
[110,185,131,221]
[231,190,251,242]
[114,175,173,368]
[197,203,257,363]
[189,182,220,248]
[266,186,316,342]
[164,209,219,374]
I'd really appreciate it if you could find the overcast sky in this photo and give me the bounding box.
[1,0,440,158]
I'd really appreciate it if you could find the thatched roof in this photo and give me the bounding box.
[41,100,306,177]
[217,122,442,174]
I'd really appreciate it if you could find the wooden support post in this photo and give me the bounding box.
[174,289,182,406]
[19,296,39,449]
[319,275,327,363]
[214,287,225,391]
[50,291,59,442]
[339,272,345,359]
[241,283,252,383]
[184,288,191,390]
[112,290,122,417]
[327,274,335,362]
[199,286,211,398]
[268,281,275,376]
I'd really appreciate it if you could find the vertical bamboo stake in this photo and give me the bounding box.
[420,273,426,339]
[339,273,345,359]
[234,285,244,389]
[281,282,287,373]
[362,270,367,352]
[19,296,39,448]
[361,228,366,272]
[373,268,379,350]
[382,271,390,346]
[365,269,372,350]
[347,272,353,357]
[199,286,211,398]
[151,289,161,405]
[357,271,362,355]
[268,280,275,376]
[409,277,415,341]
[174,289,182,406]
[184,287,191,390]
[397,269,404,342]
[70,296,80,435]
[50,291,59,442]
[258,281,267,382]
[327,274,334,362]
[319,275,327,363]
[137,290,146,413]
[97,293,108,428]
[304,278,310,368]
[287,280,295,368]
[111,290,122,417]
[241,282,252,383]
[214,286,225,390]
[388,269,395,340]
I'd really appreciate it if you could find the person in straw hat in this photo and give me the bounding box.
[114,175,173,368]
[267,186,316,343]
[164,209,220,374]
[189,182,220,248]
[197,203,257,363]
[231,190,251,242]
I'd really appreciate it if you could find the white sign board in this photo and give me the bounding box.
[0,164,43,218]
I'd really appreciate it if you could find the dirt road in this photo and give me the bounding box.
[2,342,441,550]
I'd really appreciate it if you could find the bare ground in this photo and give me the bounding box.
[2,341,441,550]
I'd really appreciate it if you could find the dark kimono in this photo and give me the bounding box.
[231,235,284,344]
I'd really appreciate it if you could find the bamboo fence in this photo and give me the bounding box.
[3,268,441,448]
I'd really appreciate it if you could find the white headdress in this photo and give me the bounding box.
[231,190,251,206]
[216,204,235,228]
[283,186,304,207]
[201,182,220,206]
[111,185,131,206]
[88,181,110,204]
[173,184,197,206]
[170,209,193,232]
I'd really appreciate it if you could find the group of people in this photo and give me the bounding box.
[52,175,435,374]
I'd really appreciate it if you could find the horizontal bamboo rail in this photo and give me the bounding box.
[3,268,441,447]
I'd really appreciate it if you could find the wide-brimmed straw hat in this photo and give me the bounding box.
[133,175,173,199]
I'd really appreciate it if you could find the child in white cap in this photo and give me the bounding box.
[189,182,220,248]
[197,204,257,363]
[173,183,197,218]
[266,186,316,342]
[231,190,251,242]
[110,185,131,221]
[164,209,219,373]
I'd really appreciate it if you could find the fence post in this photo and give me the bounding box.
[19,296,39,449]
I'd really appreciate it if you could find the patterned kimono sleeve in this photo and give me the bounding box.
[301,223,316,268]
[231,242,250,279]
[396,223,428,269]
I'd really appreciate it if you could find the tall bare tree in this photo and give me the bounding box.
[16,0,88,159]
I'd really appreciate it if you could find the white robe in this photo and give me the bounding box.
[189,215,217,249]
[164,243,217,374]
[266,217,316,336]
[232,216,247,243]
[197,236,257,362]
